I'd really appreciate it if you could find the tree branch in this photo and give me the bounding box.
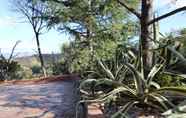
[148,6,186,25]
[117,0,141,19]
[8,40,21,63]
[46,0,73,7]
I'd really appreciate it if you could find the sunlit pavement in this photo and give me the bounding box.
[88,103,104,118]
[0,81,78,118]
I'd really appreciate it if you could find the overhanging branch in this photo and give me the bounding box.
[117,0,141,19]
[46,0,73,7]
[148,6,186,25]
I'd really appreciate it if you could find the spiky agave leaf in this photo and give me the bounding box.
[154,93,175,106]
[81,78,137,98]
[81,78,124,90]
[149,81,160,89]
[163,99,186,116]
[124,63,145,96]
[111,101,138,118]
[148,93,171,110]
[94,78,123,87]
[98,59,115,80]
[79,79,97,89]
[167,46,186,63]
[79,86,137,108]
[102,86,137,100]
[118,68,128,83]
[164,71,186,79]
[157,87,186,96]
[127,50,137,60]
[85,70,103,78]
[115,65,126,81]
[147,63,164,87]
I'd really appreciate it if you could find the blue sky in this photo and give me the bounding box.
[0,0,186,55]
[0,0,69,55]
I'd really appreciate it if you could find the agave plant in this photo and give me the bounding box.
[162,100,186,118]
[78,14,186,118]
[79,56,186,117]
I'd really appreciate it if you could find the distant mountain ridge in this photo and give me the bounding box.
[14,53,62,67]
[1,52,34,59]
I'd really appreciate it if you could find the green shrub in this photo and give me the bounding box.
[155,73,184,87]
[52,61,70,75]
[80,58,186,117]
[0,41,29,80]
[0,59,22,80]
[31,65,42,75]
[18,66,33,79]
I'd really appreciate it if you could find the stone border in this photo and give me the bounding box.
[0,74,80,85]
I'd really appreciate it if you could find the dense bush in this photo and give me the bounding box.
[18,66,33,79]
[155,73,184,87]
[31,65,42,75]
[0,58,22,81]
[52,61,70,75]
[79,44,186,117]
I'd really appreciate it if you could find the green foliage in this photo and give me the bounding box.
[79,49,186,117]
[59,39,128,77]
[52,61,69,75]
[13,0,49,77]
[18,67,33,79]
[0,58,22,81]
[162,100,186,118]
[155,73,184,87]
[31,65,42,75]
[39,0,139,79]
[25,1,186,117]
[157,31,186,73]
[0,41,26,80]
[176,28,186,57]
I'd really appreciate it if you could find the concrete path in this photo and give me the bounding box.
[0,80,79,118]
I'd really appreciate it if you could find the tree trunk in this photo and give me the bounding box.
[140,0,154,77]
[35,32,47,77]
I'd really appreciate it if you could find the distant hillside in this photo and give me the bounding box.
[15,54,62,67]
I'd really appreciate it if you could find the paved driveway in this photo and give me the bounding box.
[0,80,79,118]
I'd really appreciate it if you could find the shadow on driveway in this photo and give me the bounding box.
[0,80,79,118]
